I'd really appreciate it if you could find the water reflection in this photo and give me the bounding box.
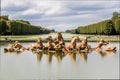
[54,51,65,63]
[96,50,116,58]
[97,51,105,58]
[4,49,116,64]
[4,50,22,56]
[69,51,76,63]
[77,51,88,62]
[35,52,43,62]
[104,50,116,56]
[46,52,54,63]
[33,50,66,63]
[1,42,119,79]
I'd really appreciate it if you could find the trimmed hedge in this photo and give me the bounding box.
[114,18,120,34]
[74,20,110,35]
[0,19,53,35]
[67,18,120,35]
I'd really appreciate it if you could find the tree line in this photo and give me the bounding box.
[0,15,55,35]
[66,12,120,35]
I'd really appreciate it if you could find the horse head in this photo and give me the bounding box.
[71,36,80,43]
[37,37,42,43]
[69,36,80,49]
[46,36,53,42]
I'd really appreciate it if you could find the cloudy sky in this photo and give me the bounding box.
[1,0,120,31]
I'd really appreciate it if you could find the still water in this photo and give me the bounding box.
[0,42,119,80]
[31,33,77,39]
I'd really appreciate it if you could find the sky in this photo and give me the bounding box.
[1,0,120,31]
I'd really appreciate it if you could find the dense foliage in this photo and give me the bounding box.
[114,18,120,34]
[66,12,120,35]
[0,16,54,35]
[104,21,116,35]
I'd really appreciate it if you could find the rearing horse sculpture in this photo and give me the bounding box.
[65,36,79,52]
[54,32,65,45]
[27,37,44,51]
[4,41,26,52]
[44,36,55,51]
[94,39,109,52]
[54,32,66,51]
[76,37,91,52]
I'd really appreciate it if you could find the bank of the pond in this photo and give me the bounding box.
[0,38,119,42]
[0,33,119,42]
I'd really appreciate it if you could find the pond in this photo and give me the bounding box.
[0,42,119,80]
[31,33,77,39]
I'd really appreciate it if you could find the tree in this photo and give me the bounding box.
[104,20,116,35]
[0,15,9,20]
[75,29,80,34]
[112,12,119,21]
[51,29,55,32]
[0,20,8,34]
[16,20,30,24]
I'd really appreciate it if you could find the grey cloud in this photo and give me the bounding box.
[2,5,29,12]
[1,0,119,31]
[15,14,43,20]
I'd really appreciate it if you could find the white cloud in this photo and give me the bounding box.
[22,9,41,15]
[1,0,32,9]
[46,24,75,32]
[44,6,61,15]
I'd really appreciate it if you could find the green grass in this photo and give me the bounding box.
[0,37,119,42]
[88,37,119,42]
[0,33,119,42]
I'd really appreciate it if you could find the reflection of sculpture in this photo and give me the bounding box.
[54,51,65,62]
[104,50,116,56]
[5,50,22,56]
[77,50,88,62]
[97,50,105,58]
[13,50,23,55]
[69,51,76,63]
[46,52,54,63]
[36,52,43,62]
[96,50,116,58]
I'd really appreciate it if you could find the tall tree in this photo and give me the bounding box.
[104,21,116,35]
[112,12,119,21]
[0,20,8,34]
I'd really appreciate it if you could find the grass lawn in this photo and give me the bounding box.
[0,36,119,42]
[0,33,119,42]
